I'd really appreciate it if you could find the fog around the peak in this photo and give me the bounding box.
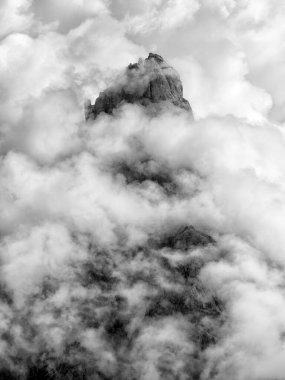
[1,1,285,379]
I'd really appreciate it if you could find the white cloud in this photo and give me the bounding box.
[121,0,200,34]
[0,223,85,306]
[0,0,34,38]
[1,0,285,378]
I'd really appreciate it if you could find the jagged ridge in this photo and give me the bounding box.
[85,53,193,120]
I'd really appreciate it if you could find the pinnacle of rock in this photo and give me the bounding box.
[85,53,193,120]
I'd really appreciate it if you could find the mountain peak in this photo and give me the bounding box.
[146,52,165,62]
[85,53,193,120]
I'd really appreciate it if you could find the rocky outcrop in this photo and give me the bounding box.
[158,225,215,250]
[85,53,193,120]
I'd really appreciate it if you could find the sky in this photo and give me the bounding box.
[1,1,285,379]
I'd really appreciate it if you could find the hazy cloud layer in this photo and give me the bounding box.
[1,1,285,379]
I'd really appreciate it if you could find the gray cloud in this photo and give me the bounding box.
[1,1,285,379]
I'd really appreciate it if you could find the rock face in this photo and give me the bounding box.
[158,225,215,250]
[85,53,193,120]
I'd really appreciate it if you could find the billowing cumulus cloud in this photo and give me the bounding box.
[1,0,285,379]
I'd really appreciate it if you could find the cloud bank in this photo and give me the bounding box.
[1,1,285,379]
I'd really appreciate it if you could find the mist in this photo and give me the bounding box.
[1,1,285,379]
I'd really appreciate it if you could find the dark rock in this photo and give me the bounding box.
[0,369,20,380]
[115,159,177,195]
[145,284,222,320]
[175,257,204,279]
[26,367,52,380]
[80,259,118,291]
[157,225,215,251]
[85,53,193,120]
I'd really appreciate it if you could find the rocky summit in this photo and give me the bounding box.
[85,53,193,120]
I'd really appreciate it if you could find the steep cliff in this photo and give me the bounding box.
[85,53,193,120]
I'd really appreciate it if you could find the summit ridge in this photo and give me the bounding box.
[85,53,193,120]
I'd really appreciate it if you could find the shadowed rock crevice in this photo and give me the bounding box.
[85,53,193,120]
